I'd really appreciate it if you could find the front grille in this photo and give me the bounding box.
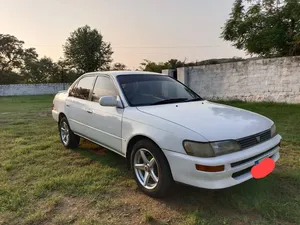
[231,146,277,168]
[232,153,275,179]
[237,129,271,149]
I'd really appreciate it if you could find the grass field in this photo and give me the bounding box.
[0,95,300,225]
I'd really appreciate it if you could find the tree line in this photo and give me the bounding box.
[1,0,299,85]
[0,25,128,84]
[222,0,300,57]
[0,27,242,85]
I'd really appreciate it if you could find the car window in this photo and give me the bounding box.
[117,75,201,106]
[69,82,78,97]
[70,76,95,100]
[92,76,117,102]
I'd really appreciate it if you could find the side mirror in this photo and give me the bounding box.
[99,96,122,108]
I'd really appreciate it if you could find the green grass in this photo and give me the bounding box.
[0,96,299,225]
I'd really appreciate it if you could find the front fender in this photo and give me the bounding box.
[121,108,208,155]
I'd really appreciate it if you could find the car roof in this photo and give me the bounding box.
[85,71,163,77]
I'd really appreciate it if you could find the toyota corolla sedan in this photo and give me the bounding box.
[52,71,281,197]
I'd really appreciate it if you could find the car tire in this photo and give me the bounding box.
[131,139,174,198]
[59,117,80,149]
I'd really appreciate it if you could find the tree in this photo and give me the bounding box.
[22,57,60,83]
[111,62,128,71]
[139,59,185,72]
[221,0,300,57]
[139,60,166,73]
[63,25,113,73]
[139,58,245,73]
[0,34,38,71]
[0,33,82,84]
[0,70,22,84]
[165,59,185,69]
[57,59,81,83]
[0,34,39,84]
[0,34,25,72]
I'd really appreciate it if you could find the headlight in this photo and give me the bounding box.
[183,141,215,157]
[271,124,277,137]
[210,141,241,156]
[183,140,241,158]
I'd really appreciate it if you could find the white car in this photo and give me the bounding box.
[52,71,281,197]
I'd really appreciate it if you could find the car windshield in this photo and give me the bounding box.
[116,74,203,106]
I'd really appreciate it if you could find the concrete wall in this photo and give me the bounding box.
[176,56,300,103]
[0,83,71,96]
[162,69,174,77]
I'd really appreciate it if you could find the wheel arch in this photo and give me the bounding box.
[58,112,66,123]
[126,135,171,172]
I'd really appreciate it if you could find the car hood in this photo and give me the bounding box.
[137,101,273,141]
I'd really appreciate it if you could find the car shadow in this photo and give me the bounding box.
[74,139,129,170]
[72,139,298,223]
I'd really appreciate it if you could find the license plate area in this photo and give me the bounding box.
[254,154,273,166]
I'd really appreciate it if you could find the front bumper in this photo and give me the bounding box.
[163,134,281,189]
[52,109,59,122]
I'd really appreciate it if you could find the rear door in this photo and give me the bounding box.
[65,75,96,136]
[85,75,123,153]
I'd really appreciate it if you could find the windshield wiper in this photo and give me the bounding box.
[185,98,203,102]
[151,98,188,105]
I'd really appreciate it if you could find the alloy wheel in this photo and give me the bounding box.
[60,121,70,146]
[134,148,159,189]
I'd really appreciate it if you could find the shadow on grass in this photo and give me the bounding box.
[74,139,128,171]
[163,172,300,224]
[73,139,300,224]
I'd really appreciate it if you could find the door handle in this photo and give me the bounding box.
[66,104,70,107]
[85,109,93,114]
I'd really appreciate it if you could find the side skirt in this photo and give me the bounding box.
[74,132,126,158]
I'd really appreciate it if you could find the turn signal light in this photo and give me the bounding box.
[195,164,224,172]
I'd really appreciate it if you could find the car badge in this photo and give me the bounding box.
[256,136,261,142]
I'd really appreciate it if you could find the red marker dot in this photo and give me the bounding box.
[251,158,275,179]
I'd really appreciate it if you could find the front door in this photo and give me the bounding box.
[85,75,123,153]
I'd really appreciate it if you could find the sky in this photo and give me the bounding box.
[0,0,245,69]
